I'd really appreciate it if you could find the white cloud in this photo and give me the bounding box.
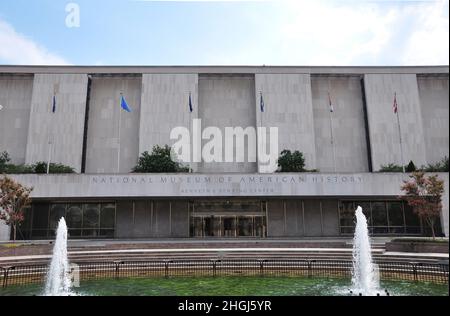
[277,0,449,65]
[402,0,449,65]
[0,19,70,65]
[202,0,449,66]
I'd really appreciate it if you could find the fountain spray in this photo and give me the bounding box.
[351,206,380,296]
[44,217,73,296]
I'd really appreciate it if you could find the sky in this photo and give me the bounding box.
[0,0,448,66]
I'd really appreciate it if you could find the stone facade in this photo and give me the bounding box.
[0,66,448,240]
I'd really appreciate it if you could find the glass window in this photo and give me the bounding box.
[82,228,98,237]
[339,201,355,233]
[28,202,116,240]
[191,217,203,237]
[100,204,115,229]
[388,202,404,234]
[66,204,82,229]
[69,229,82,237]
[238,217,253,237]
[254,216,266,237]
[404,203,420,226]
[32,203,49,230]
[404,203,422,234]
[83,204,99,229]
[371,202,388,234]
[203,216,214,237]
[82,204,99,237]
[49,204,66,231]
[212,217,221,237]
[99,229,114,238]
[66,204,83,237]
[17,207,32,239]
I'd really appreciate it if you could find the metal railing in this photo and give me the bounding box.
[1,259,448,289]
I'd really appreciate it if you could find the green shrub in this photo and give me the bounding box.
[133,145,190,173]
[33,162,75,174]
[423,157,449,172]
[277,150,306,172]
[381,157,449,173]
[0,151,74,174]
[3,164,35,174]
[379,163,404,172]
[0,151,11,173]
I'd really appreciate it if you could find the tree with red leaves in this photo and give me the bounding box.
[400,172,444,239]
[0,176,33,241]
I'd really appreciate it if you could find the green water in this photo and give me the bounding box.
[0,277,448,296]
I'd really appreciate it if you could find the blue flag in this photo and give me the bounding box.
[52,95,56,113]
[260,92,265,113]
[189,93,193,113]
[121,95,132,113]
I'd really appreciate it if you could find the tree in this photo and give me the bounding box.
[400,172,444,239]
[0,176,33,241]
[405,160,417,172]
[277,150,306,172]
[132,145,190,173]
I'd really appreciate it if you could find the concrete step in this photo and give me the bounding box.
[1,251,445,267]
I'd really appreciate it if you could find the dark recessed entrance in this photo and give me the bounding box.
[189,199,267,238]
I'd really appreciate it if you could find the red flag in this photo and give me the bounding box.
[393,92,398,114]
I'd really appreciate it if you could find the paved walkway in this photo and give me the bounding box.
[0,247,447,263]
[0,237,393,246]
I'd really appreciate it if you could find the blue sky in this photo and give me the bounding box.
[0,0,448,65]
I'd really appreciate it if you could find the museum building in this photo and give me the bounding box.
[0,65,448,240]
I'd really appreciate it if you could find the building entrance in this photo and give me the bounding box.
[189,200,267,238]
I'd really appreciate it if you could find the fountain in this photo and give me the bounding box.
[351,206,381,296]
[44,217,73,296]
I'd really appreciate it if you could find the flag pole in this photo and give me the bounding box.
[47,94,55,174]
[394,92,405,173]
[328,92,337,173]
[118,93,123,173]
[258,91,263,173]
[46,138,52,174]
[189,91,192,173]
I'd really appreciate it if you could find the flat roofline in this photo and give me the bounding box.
[0,65,448,75]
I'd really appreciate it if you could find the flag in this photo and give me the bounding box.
[120,95,132,113]
[393,92,398,114]
[189,93,193,113]
[260,92,265,112]
[328,93,334,113]
[52,95,56,113]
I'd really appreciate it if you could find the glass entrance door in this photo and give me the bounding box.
[222,217,236,237]
[190,215,266,237]
[189,199,267,238]
[237,217,253,237]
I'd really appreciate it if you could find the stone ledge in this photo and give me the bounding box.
[386,241,449,253]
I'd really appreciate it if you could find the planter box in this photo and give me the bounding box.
[386,240,449,253]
